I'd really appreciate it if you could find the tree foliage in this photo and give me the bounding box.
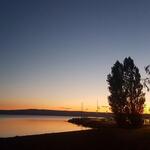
[107,57,145,128]
[143,65,150,91]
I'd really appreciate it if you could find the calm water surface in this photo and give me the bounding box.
[0,115,89,137]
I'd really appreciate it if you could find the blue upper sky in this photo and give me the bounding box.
[0,0,150,110]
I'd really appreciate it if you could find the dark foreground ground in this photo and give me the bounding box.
[1,126,150,150]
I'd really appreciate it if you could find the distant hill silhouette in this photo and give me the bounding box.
[0,109,150,119]
[0,109,113,118]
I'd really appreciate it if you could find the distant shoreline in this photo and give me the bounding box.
[0,109,113,118]
[0,109,150,119]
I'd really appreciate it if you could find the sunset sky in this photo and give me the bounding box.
[1,0,150,111]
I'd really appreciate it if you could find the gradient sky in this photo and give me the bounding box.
[1,0,150,111]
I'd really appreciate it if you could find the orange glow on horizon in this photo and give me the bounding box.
[0,104,110,112]
[0,93,149,113]
[0,96,110,112]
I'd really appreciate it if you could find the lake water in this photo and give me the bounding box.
[0,115,89,138]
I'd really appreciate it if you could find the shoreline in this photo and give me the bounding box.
[1,126,150,150]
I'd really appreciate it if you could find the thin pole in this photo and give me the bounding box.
[81,102,84,118]
[96,97,99,112]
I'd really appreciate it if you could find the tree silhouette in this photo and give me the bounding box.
[107,57,145,128]
[143,65,150,91]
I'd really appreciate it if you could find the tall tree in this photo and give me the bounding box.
[107,57,145,128]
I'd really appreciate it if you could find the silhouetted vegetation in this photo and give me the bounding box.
[107,57,145,128]
[143,65,150,91]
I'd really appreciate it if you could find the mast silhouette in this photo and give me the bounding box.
[81,102,84,118]
[96,97,100,113]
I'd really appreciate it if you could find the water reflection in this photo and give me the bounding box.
[144,119,150,125]
[0,115,89,137]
